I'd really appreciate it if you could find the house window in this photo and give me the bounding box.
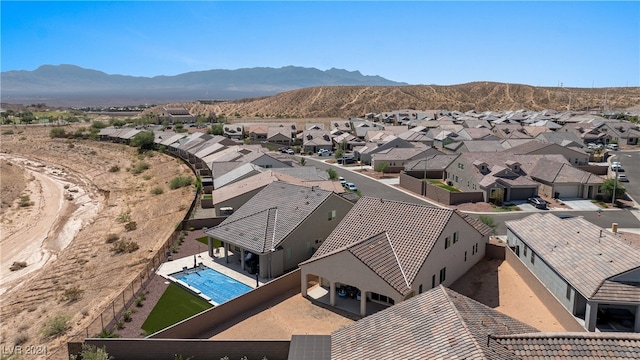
[475,243,478,254]
[453,232,459,243]
[328,210,336,221]
[472,245,475,255]
[439,267,447,284]
[445,237,451,249]
[455,175,459,182]
[566,283,571,299]
[432,274,436,288]
[524,246,528,257]
[464,251,467,262]
[419,284,423,294]
[530,251,535,265]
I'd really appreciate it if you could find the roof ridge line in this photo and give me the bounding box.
[385,232,410,289]
[441,287,487,357]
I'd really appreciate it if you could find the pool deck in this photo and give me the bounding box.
[156,247,266,305]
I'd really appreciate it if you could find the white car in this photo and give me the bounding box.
[317,149,333,156]
[618,173,628,182]
[338,176,346,186]
[606,144,619,151]
[344,182,358,192]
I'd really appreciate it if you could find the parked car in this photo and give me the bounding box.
[611,163,624,172]
[345,182,358,192]
[338,176,347,186]
[317,149,333,156]
[285,148,295,155]
[606,143,619,151]
[527,197,547,209]
[587,143,603,150]
[338,155,356,164]
[618,173,628,182]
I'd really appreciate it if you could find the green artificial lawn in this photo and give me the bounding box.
[141,283,213,335]
[196,236,222,248]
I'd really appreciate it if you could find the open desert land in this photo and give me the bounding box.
[0,124,192,358]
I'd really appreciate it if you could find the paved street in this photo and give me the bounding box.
[304,156,640,236]
[610,150,640,203]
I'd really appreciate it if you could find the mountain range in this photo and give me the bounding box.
[0,64,406,106]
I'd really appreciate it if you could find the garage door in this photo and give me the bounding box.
[555,185,579,198]
[510,187,537,200]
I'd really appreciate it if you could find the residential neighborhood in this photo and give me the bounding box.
[85,107,640,358]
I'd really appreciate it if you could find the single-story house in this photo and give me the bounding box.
[529,158,604,199]
[506,213,640,332]
[300,197,491,316]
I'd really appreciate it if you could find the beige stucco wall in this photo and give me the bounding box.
[213,187,264,216]
[275,195,354,276]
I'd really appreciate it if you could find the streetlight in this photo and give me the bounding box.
[612,161,620,206]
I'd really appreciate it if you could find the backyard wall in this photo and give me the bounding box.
[425,183,484,205]
[485,239,506,260]
[78,339,290,360]
[151,269,301,339]
[504,248,585,332]
[399,172,423,195]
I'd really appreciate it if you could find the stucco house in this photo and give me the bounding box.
[505,213,640,332]
[599,120,640,146]
[529,158,604,199]
[300,197,491,316]
[298,129,333,154]
[330,285,542,359]
[505,140,589,166]
[444,153,569,202]
[204,182,354,279]
[354,136,414,165]
[370,146,442,173]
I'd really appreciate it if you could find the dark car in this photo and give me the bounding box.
[337,155,356,164]
[527,197,547,209]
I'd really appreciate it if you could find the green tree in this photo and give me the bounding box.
[326,168,337,180]
[374,161,389,175]
[300,157,306,166]
[130,131,155,150]
[478,215,497,235]
[209,123,224,135]
[601,178,625,200]
[490,188,504,206]
[334,149,344,160]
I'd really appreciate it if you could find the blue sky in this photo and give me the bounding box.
[2,1,638,88]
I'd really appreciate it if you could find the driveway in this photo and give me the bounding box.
[559,198,600,211]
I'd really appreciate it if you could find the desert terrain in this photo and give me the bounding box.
[0,124,192,358]
[150,83,640,118]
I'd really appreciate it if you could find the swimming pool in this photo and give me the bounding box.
[174,267,253,305]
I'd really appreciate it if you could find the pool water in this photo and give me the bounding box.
[175,268,253,304]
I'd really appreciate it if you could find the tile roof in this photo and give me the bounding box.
[405,154,459,171]
[331,286,537,360]
[302,198,491,293]
[492,332,640,359]
[205,182,334,254]
[505,213,640,299]
[530,158,603,184]
[592,280,640,302]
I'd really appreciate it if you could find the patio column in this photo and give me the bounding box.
[207,236,213,258]
[224,243,229,263]
[330,281,336,306]
[635,305,640,332]
[584,301,598,331]
[240,249,245,270]
[360,291,367,316]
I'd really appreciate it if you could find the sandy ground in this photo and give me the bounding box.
[0,125,192,359]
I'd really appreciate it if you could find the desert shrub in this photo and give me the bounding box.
[108,165,120,173]
[41,314,71,338]
[95,328,119,338]
[326,168,337,180]
[116,320,124,329]
[111,239,139,254]
[62,286,84,303]
[91,121,107,129]
[67,142,75,149]
[130,161,150,175]
[69,344,112,360]
[124,221,137,232]
[123,310,132,322]
[143,174,153,180]
[49,127,66,138]
[2,129,14,135]
[151,187,164,195]
[89,150,97,156]
[19,195,34,207]
[116,211,131,223]
[105,233,119,244]
[169,176,193,189]
[14,332,29,346]
[9,261,27,271]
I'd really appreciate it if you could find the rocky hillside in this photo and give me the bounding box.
[157,83,640,119]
